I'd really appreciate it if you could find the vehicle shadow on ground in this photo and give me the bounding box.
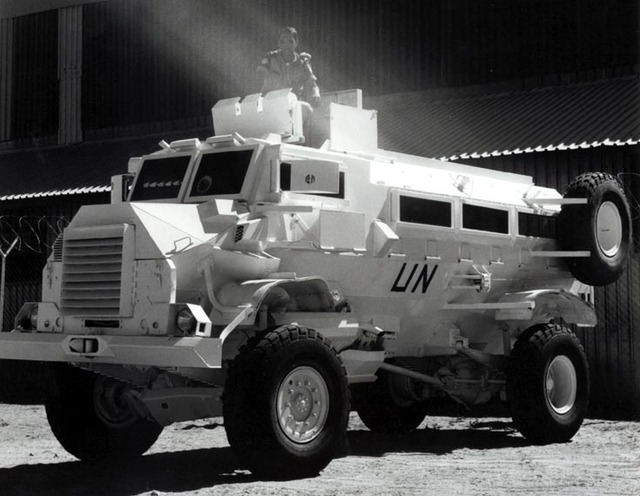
[347,419,528,457]
[0,447,255,496]
[0,419,527,495]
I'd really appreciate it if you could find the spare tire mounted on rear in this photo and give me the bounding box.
[558,172,632,286]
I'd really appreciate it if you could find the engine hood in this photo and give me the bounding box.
[66,202,215,259]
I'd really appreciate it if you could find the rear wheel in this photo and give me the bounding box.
[352,368,428,433]
[223,326,349,479]
[507,323,589,444]
[45,366,162,461]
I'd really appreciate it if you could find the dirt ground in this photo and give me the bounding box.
[0,403,639,496]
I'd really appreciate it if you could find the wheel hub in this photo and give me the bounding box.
[596,200,623,258]
[93,376,138,428]
[276,366,329,444]
[545,355,578,415]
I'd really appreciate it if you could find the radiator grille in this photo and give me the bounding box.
[61,233,124,316]
[52,234,64,262]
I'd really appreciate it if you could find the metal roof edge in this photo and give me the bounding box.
[0,185,110,202]
[444,138,640,161]
[366,74,639,110]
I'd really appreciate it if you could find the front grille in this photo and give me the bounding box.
[61,231,125,316]
[52,234,64,262]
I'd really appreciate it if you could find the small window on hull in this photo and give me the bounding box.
[399,196,452,227]
[518,212,557,238]
[463,204,509,234]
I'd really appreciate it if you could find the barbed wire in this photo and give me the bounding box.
[0,216,70,254]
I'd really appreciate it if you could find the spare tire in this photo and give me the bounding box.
[557,172,632,286]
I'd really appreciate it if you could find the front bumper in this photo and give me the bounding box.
[0,331,222,369]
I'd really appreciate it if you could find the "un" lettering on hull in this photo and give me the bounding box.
[391,263,439,294]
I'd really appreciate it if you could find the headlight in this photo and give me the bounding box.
[29,306,39,329]
[14,303,38,330]
[176,308,196,334]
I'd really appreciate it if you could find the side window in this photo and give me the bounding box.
[518,212,557,238]
[462,204,509,234]
[399,196,452,227]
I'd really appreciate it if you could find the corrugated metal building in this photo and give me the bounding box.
[0,0,639,416]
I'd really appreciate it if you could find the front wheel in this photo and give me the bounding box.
[45,366,163,460]
[223,326,350,479]
[507,323,589,444]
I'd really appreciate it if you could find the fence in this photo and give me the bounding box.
[0,215,68,330]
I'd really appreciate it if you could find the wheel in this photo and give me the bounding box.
[507,323,589,444]
[223,326,349,479]
[558,172,631,286]
[45,365,163,461]
[352,368,428,433]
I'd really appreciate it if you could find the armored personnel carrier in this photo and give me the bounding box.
[0,89,631,477]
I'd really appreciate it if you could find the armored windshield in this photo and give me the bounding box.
[129,155,192,201]
[187,149,254,199]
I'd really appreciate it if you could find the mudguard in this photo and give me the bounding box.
[496,289,597,326]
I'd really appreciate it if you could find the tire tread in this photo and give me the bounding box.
[507,323,589,444]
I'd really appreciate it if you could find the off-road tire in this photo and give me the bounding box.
[507,323,589,444]
[45,365,163,461]
[352,368,428,433]
[223,326,350,479]
[558,172,631,286]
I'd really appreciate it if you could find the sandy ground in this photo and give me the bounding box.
[0,403,639,496]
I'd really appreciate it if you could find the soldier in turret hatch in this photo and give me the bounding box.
[257,27,321,109]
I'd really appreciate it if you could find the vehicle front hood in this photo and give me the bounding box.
[66,202,214,259]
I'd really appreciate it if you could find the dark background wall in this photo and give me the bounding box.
[7,0,639,142]
[10,10,58,140]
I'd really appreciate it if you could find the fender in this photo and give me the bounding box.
[216,276,336,322]
[495,289,597,326]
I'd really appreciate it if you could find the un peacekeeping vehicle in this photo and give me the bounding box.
[0,89,632,477]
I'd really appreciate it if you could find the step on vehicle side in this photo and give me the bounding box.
[0,89,632,478]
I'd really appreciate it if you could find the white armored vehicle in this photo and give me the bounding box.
[0,89,632,477]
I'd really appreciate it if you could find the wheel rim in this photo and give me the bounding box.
[596,200,623,258]
[276,366,330,444]
[545,355,577,415]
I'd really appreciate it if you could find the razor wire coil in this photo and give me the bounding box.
[0,216,70,254]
